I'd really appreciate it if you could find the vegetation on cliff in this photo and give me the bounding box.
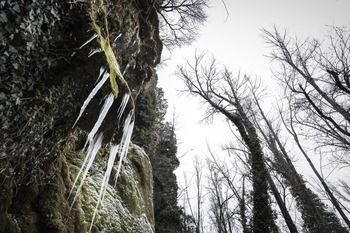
[0,0,209,231]
[0,0,170,232]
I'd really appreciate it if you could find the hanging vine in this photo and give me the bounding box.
[90,0,135,117]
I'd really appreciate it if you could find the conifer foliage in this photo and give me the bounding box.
[134,87,192,232]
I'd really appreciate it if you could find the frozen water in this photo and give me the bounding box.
[72,71,109,128]
[114,33,122,42]
[88,48,101,57]
[70,38,136,231]
[122,63,130,76]
[117,93,130,120]
[95,67,106,84]
[83,93,114,150]
[69,132,104,210]
[69,93,114,207]
[114,110,134,186]
[79,33,98,49]
[89,144,119,232]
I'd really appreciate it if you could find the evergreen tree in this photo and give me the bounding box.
[133,86,191,232]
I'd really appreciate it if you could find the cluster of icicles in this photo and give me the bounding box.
[68,34,134,232]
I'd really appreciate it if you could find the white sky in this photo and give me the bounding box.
[157,0,350,194]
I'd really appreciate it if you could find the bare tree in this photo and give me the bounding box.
[155,0,208,48]
[232,79,299,233]
[265,169,299,233]
[206,147,251,233]
[262,26,350,230]
[194,155,204,233]
[281,98,350,230]
[261,26,350,157]
[183,155,205,233]
[177,52,276,233]
[207,162,234,233]
[246,86,347,232]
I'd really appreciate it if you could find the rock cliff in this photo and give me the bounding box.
[0,0,162,232]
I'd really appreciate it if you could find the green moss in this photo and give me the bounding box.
[36,155,69,232]
[0,174,20,233]
[1,0,160,231]
[90,0,135,118]
[65,143,154,232]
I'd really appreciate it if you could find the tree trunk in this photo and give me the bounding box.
[253,93,348,232]
[266,172,299,233]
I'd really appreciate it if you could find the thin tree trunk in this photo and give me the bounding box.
[253,92,350,230]
[178,56,277,233]
[266,171,299,233]
[283,110,350,229]
[240,176,250,233]
[196,92,275,233]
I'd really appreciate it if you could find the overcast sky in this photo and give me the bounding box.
[157,0,350,182]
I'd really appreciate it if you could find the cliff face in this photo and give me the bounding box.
[66,139,154,232]
[0,0,162,232]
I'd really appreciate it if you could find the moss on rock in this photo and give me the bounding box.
[66,143,154,233]
[0,0,161,231]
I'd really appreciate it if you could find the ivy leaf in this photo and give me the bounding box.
[15,97,21,105]
[12,63,19,70]
[0,92,6,100]
[9,45,17,53]
[29,9,34,21]
[0,12,8,23]
[12,3,20,13]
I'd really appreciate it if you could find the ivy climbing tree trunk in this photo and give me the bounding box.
[251,92,348,233]
[266,170,299,233]
[177,53,277,233]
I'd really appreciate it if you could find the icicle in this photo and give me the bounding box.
[69,132,104,210]
[101,145,119,204]
[69,93,114,203]
[88,48,101,57]
[82,93,114,150]
[122,63,130,76]
[121,121,134,165]
[87,111,134,232]
[79,33,98,49]
[72,72,109,128]
[114,110,134,186]
[117,93,130,120]
[120,113,134,165]
[114,32,122,42]
[95,67,106,84]
[68,139,94,199]
[114,121,134,185]
[89,144,119,233]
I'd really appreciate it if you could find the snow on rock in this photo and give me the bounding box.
[69,143,154,233]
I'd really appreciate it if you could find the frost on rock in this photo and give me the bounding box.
[74,144,154,233]
[69,132,104,210]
